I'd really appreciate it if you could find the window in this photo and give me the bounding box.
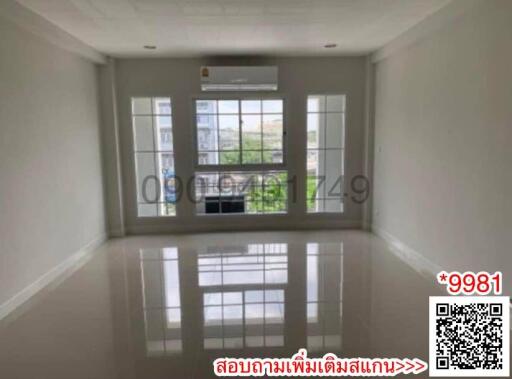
[195,171,287,215]
[306,95,346,213]
[195,99,284,165]
[132,97,176,217]
[194,98,287,215]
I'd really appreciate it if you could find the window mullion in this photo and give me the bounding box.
[238,99,242,164]
[216,102,220,165]
[260,105,264,164]
[151,100,160,215]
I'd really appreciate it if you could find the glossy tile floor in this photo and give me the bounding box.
[0,230,443,379]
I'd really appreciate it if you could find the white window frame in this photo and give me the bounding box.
[131,96,177,218]
[191,95,289,216]
[192,96,287,172]
[306,93,346,214]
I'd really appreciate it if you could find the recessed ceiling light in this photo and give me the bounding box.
[324,43,337,49]
[144,45,157,50]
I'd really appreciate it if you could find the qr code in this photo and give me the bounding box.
[429,296,510,377]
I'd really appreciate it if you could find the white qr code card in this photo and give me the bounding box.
[429,296,509,377]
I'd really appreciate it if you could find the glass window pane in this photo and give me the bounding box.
[132,97,175,218]
[242,150,262,164]
[223,305,243,323]
[196,171,287,215]
[138,203,157,217]
[262,100,283,113]
[241,100,261,113]
[220,151,240,164]
[265,289,284,302]
[263,150,283,164]
[153,98,171,114]
[307,175,320,212]
[262,174,287,213]
[157,153,175,203]
[307,94,345,214]
[198,151,218,165]
[197,100,217,114]
[204,293,222,306]
[326,113,344,149]
[262,114,283,150]
[133,116,154,151]
[223,292,242,304]
[246,198,263,214]
[307,150,319,176]
[308,113,326,148]
[199,272,222,287]
[163,247,178,259]
[326,95,345,112]
[132,97,152,114]
[219,115,240,151]
[197,115,218,151]
[155,120,173,151]
[307,115,319,149]
[218,100,239,114]
[155,115,172,129]
[159,203,176,217]
[245,290,264,303]
[135,153,157,203]
[242,115,262,164]
[325,149,343,185]
[195,98,284,168]
[307,95,325,112]
[324,199,342,213]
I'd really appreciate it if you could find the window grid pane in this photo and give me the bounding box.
[306,95,346,213]
[132,97,176,217]
[196,98,284,166]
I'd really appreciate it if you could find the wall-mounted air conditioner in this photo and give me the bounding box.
[200,66,278,91]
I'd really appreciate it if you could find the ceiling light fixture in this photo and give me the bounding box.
[144,45,157,50]
[324,43,337,49]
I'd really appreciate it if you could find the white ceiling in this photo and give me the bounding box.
[16,0,451,57]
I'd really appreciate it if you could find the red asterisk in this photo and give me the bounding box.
[438,272,448,282]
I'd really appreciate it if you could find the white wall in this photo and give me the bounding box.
[110,57,367,233]
[372,0,512,293]
[0,15,106,306]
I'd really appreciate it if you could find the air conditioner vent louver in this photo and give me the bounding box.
[200,66,278,92]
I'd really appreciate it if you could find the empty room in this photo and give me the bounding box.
[0,0,510,378]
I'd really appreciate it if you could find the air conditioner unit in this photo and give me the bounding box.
[200,66,278,91]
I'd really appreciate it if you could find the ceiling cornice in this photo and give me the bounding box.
[372,0,481,63]
[0,0,106,64]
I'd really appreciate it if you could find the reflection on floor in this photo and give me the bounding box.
[0,231,442,379]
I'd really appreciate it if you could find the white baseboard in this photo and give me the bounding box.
[372,225,512,329]
[0,233,108,321]
[108,228,125,238]
[372,225,442,280]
